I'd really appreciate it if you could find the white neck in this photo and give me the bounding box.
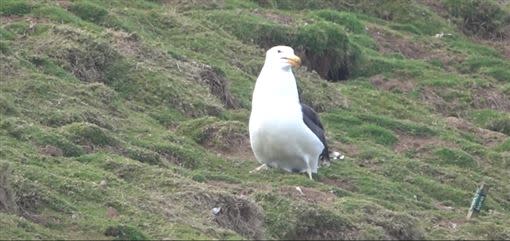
[251,64,299,110]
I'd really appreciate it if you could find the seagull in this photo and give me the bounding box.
[249,46,329,180]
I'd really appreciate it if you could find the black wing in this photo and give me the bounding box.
[301,103,329,161]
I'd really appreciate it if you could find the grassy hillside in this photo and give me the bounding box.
[1,0,509,239]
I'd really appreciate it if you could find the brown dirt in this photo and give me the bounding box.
[368,26,427,59]
[472,87,510,112]
[394,134,453,154]
[287,208,360,240]
[39,145,64,157]
[321,178,358,192]
[199,67,240,109]
[197,121,251,157]
[106,206,119,219]
[370,74,415,93]
[419,87,460,115]
[253,10,294,25]
[417,0,449,18]
[180,191,266,240]
[329,140,360,157]
[107,29,142,58]
[279,186,337,204]
[367,26,465,71]
[155,0,225,10]
[446,117,507,146]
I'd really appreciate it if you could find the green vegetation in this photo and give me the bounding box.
[1,0,509,239]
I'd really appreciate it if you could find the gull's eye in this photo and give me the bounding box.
[277,50,282,53]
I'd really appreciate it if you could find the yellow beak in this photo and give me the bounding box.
[286,55,301,68]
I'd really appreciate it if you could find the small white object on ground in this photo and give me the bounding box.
[295,186,304,195]
[211,207,221,215]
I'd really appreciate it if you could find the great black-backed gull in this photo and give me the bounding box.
[249,46,329,180]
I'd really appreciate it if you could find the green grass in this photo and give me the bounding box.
[1,0,509,239]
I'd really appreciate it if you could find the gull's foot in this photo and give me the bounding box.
[249,164,268,174]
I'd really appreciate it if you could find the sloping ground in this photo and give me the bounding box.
[1,0,509,239]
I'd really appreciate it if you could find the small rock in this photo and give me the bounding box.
[211,207,221,215]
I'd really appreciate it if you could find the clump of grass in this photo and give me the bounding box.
[176,116,248,151]
[444,0,510,40]
[34,132,85,157]
[124,146,162,166]
[0,95,18,116]
[285,208,356,240]
[433,148,477,169]
[206,11,293,48]
[358,113,436,137]
[297,21,361,80]
[0,0,31,16]
[104,225,149,240]
[62,122,117,147]
[32,5,82,25]
[0,162,18,214]
[487,119,510,135]
[69,1,109,24]
[481,66,510,82]
[312,10,365,34]
[0,28,16,41]
[349,124,398,146]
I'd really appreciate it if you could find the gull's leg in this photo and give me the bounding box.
[304,157,313,180]
[249,164,268,173]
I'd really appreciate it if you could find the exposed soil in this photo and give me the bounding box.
[321,178,358,192]
[181,191,266,240]
[370,74,416,93]
[279,186,337,204]
[39,145,64,157]
[287,208,360,240]
[199,67,240,109]
[368,26,427,59]
[367,26,465,71]
[394,134,453,154]
[196,121,250,157]
[419,87,460,115]
[107,29,142,58]
[445,117,507,146]
[253,10,294,25]
[472,87,510,112]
